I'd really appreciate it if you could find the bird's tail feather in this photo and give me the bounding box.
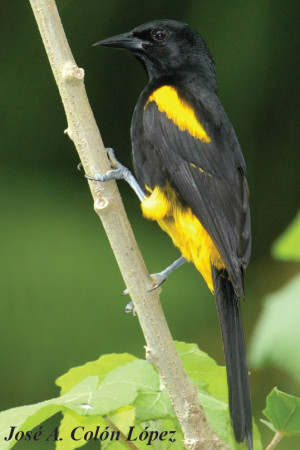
[212,266,253,450]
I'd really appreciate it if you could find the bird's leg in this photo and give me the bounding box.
[149,255,186,290]
[82,148,186,313]
[123,255,186,315]
[85,148,145,201]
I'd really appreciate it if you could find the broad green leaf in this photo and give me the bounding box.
[200,391,262,450]
[0,357,164,450]
[198,391,229,443]
[252,422,264,450]
[101,440,128,450]
[56,411,107,450]
[108,406,136,434]
[272,210,300,261]
[58,407,136,450]
[0,377,99,450]
[101,440,129,449]
[158,418,184,449]
[59,376,100,416]
[57,360,159,418]
[176,342,262,449]
[263,388,300,436]
[135,389,174,422]
[123,418,182,450]
[89,360,159,415]
[101,408,138,449]
[56,353,137,395]
[59,360,159,419]
[249,275,300,380]
[110,405,182,449]
[0,403,61,450]
[175,341,227,401]
[103,416,183,450]
[0,347,263,450]
[224,421,263,450]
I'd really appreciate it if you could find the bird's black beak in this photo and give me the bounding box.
[93,32,145,52]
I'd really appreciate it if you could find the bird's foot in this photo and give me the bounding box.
[82,148,146,201]
[122,272,167,316]
[84,148,132,183]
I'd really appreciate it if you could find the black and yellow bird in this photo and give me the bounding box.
[92,20,252,449]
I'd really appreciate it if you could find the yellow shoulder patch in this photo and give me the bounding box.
[145,85,211,143]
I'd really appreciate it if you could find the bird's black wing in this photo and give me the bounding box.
[143,96,251,297]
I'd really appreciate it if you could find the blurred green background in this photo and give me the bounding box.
[0,0,299,448]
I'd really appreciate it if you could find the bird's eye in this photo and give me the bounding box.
[151,28,168,42]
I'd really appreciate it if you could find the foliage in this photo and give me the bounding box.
[272,210,300,261]
[250,211,300,447]
[249,209,300,379]
[0,342,262,450]
[262,388,300,437]
[1,179,299,450]
[249,275,300,380]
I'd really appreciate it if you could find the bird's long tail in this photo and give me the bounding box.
[212,266,253,450]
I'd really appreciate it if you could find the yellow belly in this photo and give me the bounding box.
[141,184,225,292]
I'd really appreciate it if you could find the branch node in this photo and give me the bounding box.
[62,61,84,81]
[64,127,73,140]
[184,438,198,448]
[94,195,109,210]
[145,345,153,361]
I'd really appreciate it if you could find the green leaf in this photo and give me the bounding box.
[107,406,136,437]
[123,418,183,450]
[58,406,136,450]
[58,360,160,418]
[101,440,129,450]
[135,389,174,422]
[90,360,159,416]
[176,342,262,449]
[198,391,228,442]
[57,411,107,450]
[0,403,61,450]
[249,275,300,380]
[199,390,262,450]
[0,376,99,450]
[104,413,183,450]
[0,346,263,449]
[158,418,184,450]
[175,341,227,401]
[272,210,300,261]
[56,353,137,395]
[59,376,100,416]
[263,388,300,436]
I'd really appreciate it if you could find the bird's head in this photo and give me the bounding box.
[94,19,216,90]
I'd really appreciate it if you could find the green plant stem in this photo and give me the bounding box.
[105,417,139,450]
[265,432,283,450]
[28,1,227,448]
